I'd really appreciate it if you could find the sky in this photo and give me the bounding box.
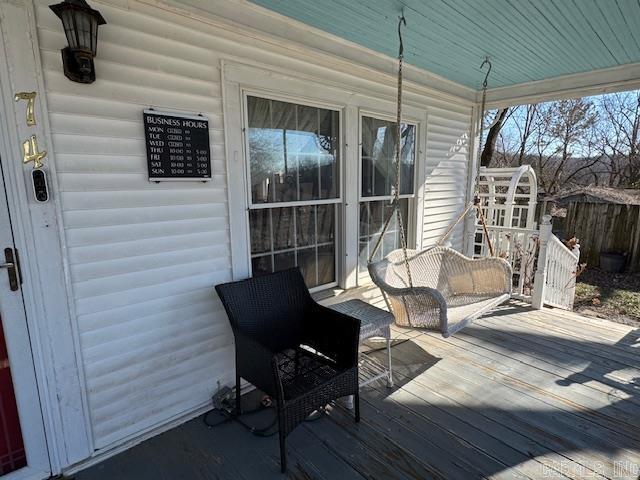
[491,90,640,159]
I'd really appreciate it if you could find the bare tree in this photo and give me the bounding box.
[530,103,557,193]
[544,99,597,193]
[513,104,539,166]
[480,108,510,167]
[598,92,640,188]
[478,91,640,192]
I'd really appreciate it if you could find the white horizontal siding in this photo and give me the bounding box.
[34,0,473,457]
[422,107,472,250]
[35,0,234,450]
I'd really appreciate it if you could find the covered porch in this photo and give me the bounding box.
[75,290,640,479]
[2,0,640,479]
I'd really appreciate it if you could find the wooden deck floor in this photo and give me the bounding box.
[76,289,640,480]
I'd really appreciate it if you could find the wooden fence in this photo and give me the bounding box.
[558,202,640,273]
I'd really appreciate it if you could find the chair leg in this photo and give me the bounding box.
[278,409,287,473]
[345,394,354,410]
[386,337,394,388]
[235,371,242,415]
[279,433,287,473]
[354,390,360,423]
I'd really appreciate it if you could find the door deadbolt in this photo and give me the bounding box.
[2,248,20,291]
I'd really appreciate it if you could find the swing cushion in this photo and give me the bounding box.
[368,246,511,337]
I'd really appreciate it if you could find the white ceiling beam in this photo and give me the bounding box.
[482,62,640,108]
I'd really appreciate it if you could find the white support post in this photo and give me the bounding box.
[532,215,553,309]
[343,105,359,289]
[572,243,581,261]
[526,199,537,229]
[504,200,515,229]
[463,105,481,254]
[464,207,478,258]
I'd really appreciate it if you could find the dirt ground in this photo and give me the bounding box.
[574,268,640,327]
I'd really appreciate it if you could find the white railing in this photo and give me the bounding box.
[532,215,580,310]
[468,213,580,310]
[472,225,539,298]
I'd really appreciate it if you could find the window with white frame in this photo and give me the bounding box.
[246,95,340,289]
[359,116,416,275]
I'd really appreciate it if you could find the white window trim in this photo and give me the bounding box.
[223,62,347,286]
[222,60,429,290]
[357,110,420,203]
[248,198,343,209]
[356,111,421,284]
[241,90,344,292]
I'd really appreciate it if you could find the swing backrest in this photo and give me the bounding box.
[369,247,457,297]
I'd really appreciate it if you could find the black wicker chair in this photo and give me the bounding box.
[215,268,361,472]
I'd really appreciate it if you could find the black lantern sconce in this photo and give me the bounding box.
[49,0,106,84]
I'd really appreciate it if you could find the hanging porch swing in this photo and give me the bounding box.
[367,14,512,338]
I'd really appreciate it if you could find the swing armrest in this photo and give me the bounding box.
[406,287,449,311]
[381,285,449,331]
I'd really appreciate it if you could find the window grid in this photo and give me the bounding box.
[358,199,409,275]
[249,200,336,288]
[358,115,416,278]
[246,96,340,289]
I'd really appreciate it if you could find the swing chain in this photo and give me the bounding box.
[371,26,496,273]
[474,57,495,256]
[368,12,413,288]
[397,13,406,57]
[395,12,413,288]
[480,57,492,90]
[475,57,491,200]
[436,57,495,256]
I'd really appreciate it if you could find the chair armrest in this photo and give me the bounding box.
[304,304,361,369]
[234,333,280,396]
[376,285,448,331]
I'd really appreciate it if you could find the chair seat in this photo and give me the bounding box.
[328,299,394,341]
[442,293,510,337]
[275,348,346,401]
[445,293,510,323]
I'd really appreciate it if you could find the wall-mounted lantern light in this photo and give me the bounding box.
[49,0,106,84]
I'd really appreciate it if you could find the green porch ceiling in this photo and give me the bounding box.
[248,0,640,90]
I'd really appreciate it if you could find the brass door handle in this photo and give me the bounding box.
[2,249,19,291]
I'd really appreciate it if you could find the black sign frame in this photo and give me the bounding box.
[143,109,211,182]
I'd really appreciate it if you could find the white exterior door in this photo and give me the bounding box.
[0,170,49,479]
